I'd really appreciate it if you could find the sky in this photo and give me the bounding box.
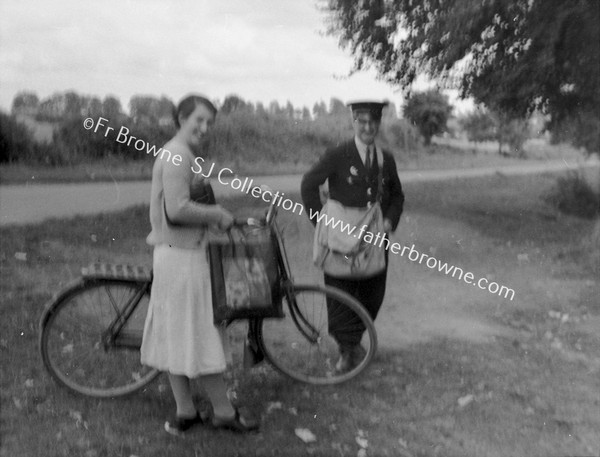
[0,0,471,114]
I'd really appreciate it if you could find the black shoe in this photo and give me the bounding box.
[164,410,208,436]
[335,349,353,373]
[211,407,260,433]
[350,344,367,366]
[336,345,366,373]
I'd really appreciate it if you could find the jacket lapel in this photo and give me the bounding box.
[347,140,371,175]
[346,140,385,178]
[345,140,365,176]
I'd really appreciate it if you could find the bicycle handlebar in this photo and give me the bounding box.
[227,185,279,229]
[232,217,265,227]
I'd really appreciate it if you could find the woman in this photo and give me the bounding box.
[141,94,259,435]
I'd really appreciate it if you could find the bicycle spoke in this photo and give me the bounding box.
[260,285,377,385]
[40,280,159,397]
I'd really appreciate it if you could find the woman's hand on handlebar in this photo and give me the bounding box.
[232,217,264,227]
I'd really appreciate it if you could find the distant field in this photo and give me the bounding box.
[431,136,586,161]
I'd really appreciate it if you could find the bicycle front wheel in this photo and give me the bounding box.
[39,279,160,398]
[258,284,377,385]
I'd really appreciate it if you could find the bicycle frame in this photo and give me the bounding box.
[40,186,378,395]
[73,277,151,351]
[266,206,320,344]
[104,280,151,349]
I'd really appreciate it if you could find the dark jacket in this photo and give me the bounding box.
[301,139,404,231]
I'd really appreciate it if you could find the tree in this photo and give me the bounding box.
[63,91,83,118]
[383,102,398,121]
[284,101,295,119]
[460,108,529,156]
[84,96,103,118]
[324,0,600,152]
[313,101,327,119]
[102,95,123,120]
[221,94,248,114]
[11,91,39,115]
[385,118,422,154]
[37,93,67,121]
[402,90,452,145]
[268,101,282,116]
[0,112,35,162]
[496,114,529,157]
[129,95,160,124]
[460,108,497,144]
[328,97,346,116]
[255,102,267,118]
[157,96,175,124]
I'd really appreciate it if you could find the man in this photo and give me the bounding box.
[301,100,404,372]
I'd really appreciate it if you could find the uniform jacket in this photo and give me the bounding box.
[301,139,404,231]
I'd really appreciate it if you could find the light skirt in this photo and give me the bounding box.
[140,243,227,377]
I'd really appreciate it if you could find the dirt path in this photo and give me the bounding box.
[375,219,517,349]
[372,172,599,352]
[1,159,597,226]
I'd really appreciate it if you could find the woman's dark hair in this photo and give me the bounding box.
[173,94,218,128]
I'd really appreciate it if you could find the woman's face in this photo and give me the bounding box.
[179,103,215,149]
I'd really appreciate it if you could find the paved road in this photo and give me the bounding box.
[1,159,597,226]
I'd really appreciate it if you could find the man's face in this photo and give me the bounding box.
[352,112,380,145]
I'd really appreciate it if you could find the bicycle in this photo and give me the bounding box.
[39,192,378,398]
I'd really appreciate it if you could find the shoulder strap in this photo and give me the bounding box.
[375,147,384,171]
[374,147,384,203]
[164,179,217,226]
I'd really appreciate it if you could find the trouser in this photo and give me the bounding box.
[324,268,387,349]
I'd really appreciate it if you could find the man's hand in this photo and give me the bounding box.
[383,218,392,233]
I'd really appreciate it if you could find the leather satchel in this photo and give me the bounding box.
[313,200,386,278]
[312,151,387,278]
[189,177,216,204]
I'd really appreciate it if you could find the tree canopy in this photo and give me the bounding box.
[323,0,600,151]
[221,94,250,114]
[11,91,39,114]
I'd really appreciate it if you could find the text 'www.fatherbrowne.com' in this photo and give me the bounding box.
[82,115,516,301]
[309,208,516,301]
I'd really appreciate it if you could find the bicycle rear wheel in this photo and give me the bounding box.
[39,279,160,398]
[258,284,377,385]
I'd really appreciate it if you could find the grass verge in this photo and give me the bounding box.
[1,140,588,185]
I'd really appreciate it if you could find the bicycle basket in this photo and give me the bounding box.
[208,225,283,324]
